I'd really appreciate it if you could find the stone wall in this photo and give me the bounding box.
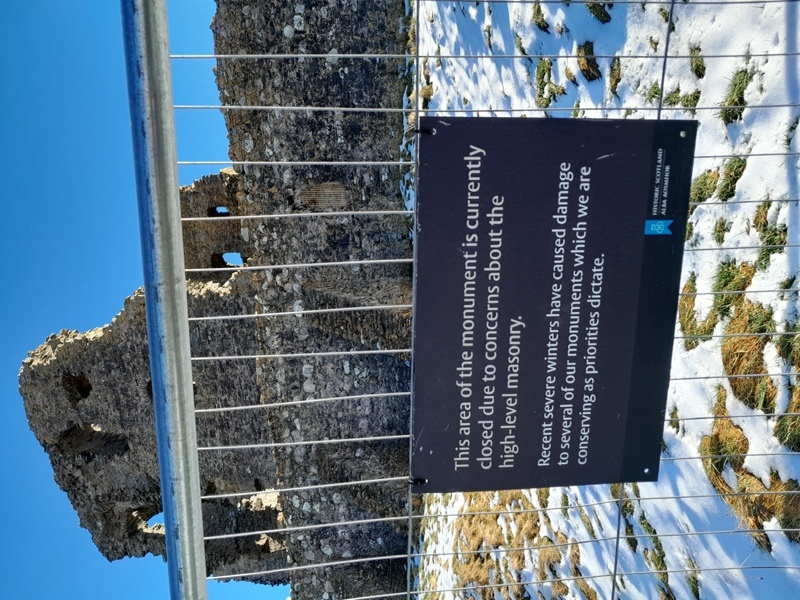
[18,281,288,578]
[19,1,414,598]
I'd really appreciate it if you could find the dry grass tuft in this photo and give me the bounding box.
[679,262,757,350]
[452,493,500,599]
[721,301,776,412]
[452,491,540,599]
[450,489,610,597]
[577,41,602,81]
[609,56,622,97]
[765,474,800,544]
[701,386,749,479]
[565,536,599,599]
[699,388,800,550]
[579,505,597,539]
[733,470,800,550]
[678,273,717,349]
[536,536,564,588]
[537,487,551,529]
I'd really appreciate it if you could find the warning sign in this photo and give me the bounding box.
[411,117,697,493]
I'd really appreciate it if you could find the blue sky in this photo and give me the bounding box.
[0,1,286,598]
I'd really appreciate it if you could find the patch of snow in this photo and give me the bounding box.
[413,0,800,596]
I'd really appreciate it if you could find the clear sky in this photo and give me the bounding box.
[1,1,286,598]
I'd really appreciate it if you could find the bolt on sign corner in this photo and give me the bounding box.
[411,117,697,493]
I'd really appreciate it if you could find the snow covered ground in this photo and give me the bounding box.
[411,1,800,598]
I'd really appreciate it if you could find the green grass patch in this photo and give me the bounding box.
[753,201,788,269]
[717,156,747,201]
[669,407,680,433]
[658,7,676,32]
[775,319,800,451]
[776,385,800,452]
[586,1,612,24]
[720,69,754,125]
[713,260,756,319]
[639,511,671,592]
[713,218,731,245]
[776,321,800,367]
[680,89,701,115]
[571,99,582,119]
[690,45,706,79]
[535,58,566,108]
[609,56,622,97]
[677,261,756,349]
[533,1,550,33]
[610,484,638,552]
[664,86,681,107]
[645,82,661,104]
[688,177,716,209]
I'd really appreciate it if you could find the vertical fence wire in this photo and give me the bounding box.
[154,0,800,598]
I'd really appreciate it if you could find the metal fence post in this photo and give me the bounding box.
[120,1,208,598]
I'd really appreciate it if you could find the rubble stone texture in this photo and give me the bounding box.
[18,1,414,598]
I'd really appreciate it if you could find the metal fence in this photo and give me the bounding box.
[122,0,799,598]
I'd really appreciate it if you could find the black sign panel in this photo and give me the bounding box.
[411,117,697,493]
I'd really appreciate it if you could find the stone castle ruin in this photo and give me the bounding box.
[19,1,415,597]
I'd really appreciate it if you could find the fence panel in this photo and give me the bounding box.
[127,1,800,598]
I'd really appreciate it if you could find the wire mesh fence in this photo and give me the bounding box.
[124,0,800,598]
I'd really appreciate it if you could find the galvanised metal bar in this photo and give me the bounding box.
[120,1,207,599]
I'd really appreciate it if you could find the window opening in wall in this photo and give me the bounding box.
[207,206,229,217]
[62,372,92,406]
[222,252,243,266]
